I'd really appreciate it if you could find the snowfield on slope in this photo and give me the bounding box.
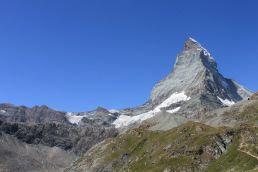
[217,97,235,107]
[113,92,191,128]
[66,112,85,124]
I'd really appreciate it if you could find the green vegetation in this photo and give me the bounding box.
[204,137,258,172]
[65,98,258,172]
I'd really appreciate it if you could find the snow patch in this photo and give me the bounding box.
[189,37,197,43]
[109,109,119,113]
[0,110,6,113]
[155,92,191,110]
[113,107,180,128]
[217,97,235,106]
[166,107,181,114]
[113,92,191,128]
[108,113,115,117]
[66,112,85,124]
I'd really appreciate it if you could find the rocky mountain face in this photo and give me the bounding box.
[151,38,251,105]
[0,132,76,172]
[0,103,69,124]
[0,104,119,172]
[150,38,252,116]
[66,107,119,126]
[112,38,252,129]
[0,120,118,155]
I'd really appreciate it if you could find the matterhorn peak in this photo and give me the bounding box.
[111,38,252,129]
[184,37,202,50]
[149,37,252,117]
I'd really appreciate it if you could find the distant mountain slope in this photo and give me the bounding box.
[0,132,76,172]
[0,103,69,124]
[0,104,119,172]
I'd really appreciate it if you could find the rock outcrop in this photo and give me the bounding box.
[250,91,258,100]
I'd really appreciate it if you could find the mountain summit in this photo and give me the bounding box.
[149,38,252,116]
[184,37,203,50]
[113,38,252,128]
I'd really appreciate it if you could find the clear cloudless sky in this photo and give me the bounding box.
[0,0,258,112]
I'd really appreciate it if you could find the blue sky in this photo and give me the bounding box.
[0,0,257,112]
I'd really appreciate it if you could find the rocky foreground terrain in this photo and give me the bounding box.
[0,38,257,172]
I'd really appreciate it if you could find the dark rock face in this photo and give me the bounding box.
[0,104,119,171]
[0,120,118,155]
[0,104,69,124]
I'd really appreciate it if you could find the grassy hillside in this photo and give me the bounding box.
[66,97,258,172]
[66,122,258,172]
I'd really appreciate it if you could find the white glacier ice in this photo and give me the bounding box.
[113,92,190,128]
[166,107,181,114]
[65,112,85,124]
[217,97,235,107]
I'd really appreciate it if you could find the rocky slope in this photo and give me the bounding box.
[66,107,119,126]
[0,132,76,172]
[0,104,119,172]
[250,91,258,100]
[204,98,258,127]
[0,120,118,155]
[0,103,69,124]
[0,118,118,171]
